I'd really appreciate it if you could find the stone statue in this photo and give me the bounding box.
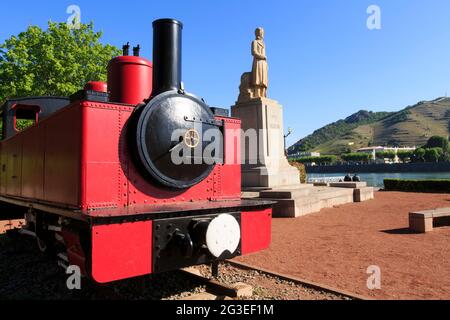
[237,27,269,103]
[251,27,268,98]
[238,72,253,102]
[231,27,300,189]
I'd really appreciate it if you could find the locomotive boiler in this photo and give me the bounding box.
[0,19,273,283]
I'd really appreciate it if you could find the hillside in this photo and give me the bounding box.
[289,97,450,155]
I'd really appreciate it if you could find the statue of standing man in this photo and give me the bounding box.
[251,27,268,98]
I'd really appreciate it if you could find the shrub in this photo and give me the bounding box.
[289,161,307,183]
[397,150,413,162]
[376,151,396,160]
[424,148,443,163]
[425,136,449,151]
[341,153,371,163]
[412,148,426,162]
[384,179,450,193]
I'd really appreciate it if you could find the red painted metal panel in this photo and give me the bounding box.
[5,137,22,197]
[0,142,9,195]
[241,208,272,255]
[215,117,241,200]
[85,163,119,209]
[81,103,123,209]
[43,105,82,207]
[21,126,44,199]
[0,144,5,195]
[91,221,152,283]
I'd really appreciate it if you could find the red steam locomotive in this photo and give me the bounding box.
[0,19,272,283]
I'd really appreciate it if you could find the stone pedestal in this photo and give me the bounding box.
[243,182,375,218]
[231,98,300,188]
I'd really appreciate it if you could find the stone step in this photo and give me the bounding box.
[265,187,355,218]
[354,187,374,202]
[329,182,367,189]
[241,192,261,199]
[259,188,312,199]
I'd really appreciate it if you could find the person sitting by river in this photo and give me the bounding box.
[344,174,353,182]
[352,175,361,182]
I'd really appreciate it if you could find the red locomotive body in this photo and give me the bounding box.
[0,19,272,284]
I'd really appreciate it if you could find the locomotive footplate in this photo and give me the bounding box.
[153,212,242,273]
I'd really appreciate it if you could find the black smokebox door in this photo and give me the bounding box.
[134,91,221,189]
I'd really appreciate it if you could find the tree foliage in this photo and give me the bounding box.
[376,151,396,160]
[293,155,337,165]
[0,21,120,103]
[425,136,449,151]
[397,150,413,162]
[341,153,371,163]
[413,148,426,162]
[424,148,443,163]
[409,136,450,163]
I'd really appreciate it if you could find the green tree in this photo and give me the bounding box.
[413,148,426,162]
[397,151,413,163]
[440,152,450,162]
[376,151,396,160]
[341,153,371,163]
[424,148,443,163]
[425,136,449,151]
[0,21,120,103]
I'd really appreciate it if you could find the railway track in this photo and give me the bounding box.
[177,261,371,301]
[226,260,371,300]
[1,227,369,300]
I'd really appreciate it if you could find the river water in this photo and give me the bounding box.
[307,172,450,188]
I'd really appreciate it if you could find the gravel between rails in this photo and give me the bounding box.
[0,232,347,300]
[193,264,349,300]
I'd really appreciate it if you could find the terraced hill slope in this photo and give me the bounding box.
[289,97,450,155]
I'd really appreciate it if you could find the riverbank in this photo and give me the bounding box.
[306,162,450,174]
[307,172,450,188]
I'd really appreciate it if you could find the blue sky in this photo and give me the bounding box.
[1,0,450,146]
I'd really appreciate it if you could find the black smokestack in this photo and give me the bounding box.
[152,19,183,96]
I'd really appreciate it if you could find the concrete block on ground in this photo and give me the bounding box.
[329,182,367,189]
[232,282,253,298]
[182,292,219,300]
[409,208,450,233]
[354,187,374,202]
[409,214,434,233]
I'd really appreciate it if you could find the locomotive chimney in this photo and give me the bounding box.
[152,19,183,96]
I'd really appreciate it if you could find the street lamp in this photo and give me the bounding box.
[284,127,294,156]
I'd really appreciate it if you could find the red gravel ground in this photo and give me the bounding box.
[235,191,450,300]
